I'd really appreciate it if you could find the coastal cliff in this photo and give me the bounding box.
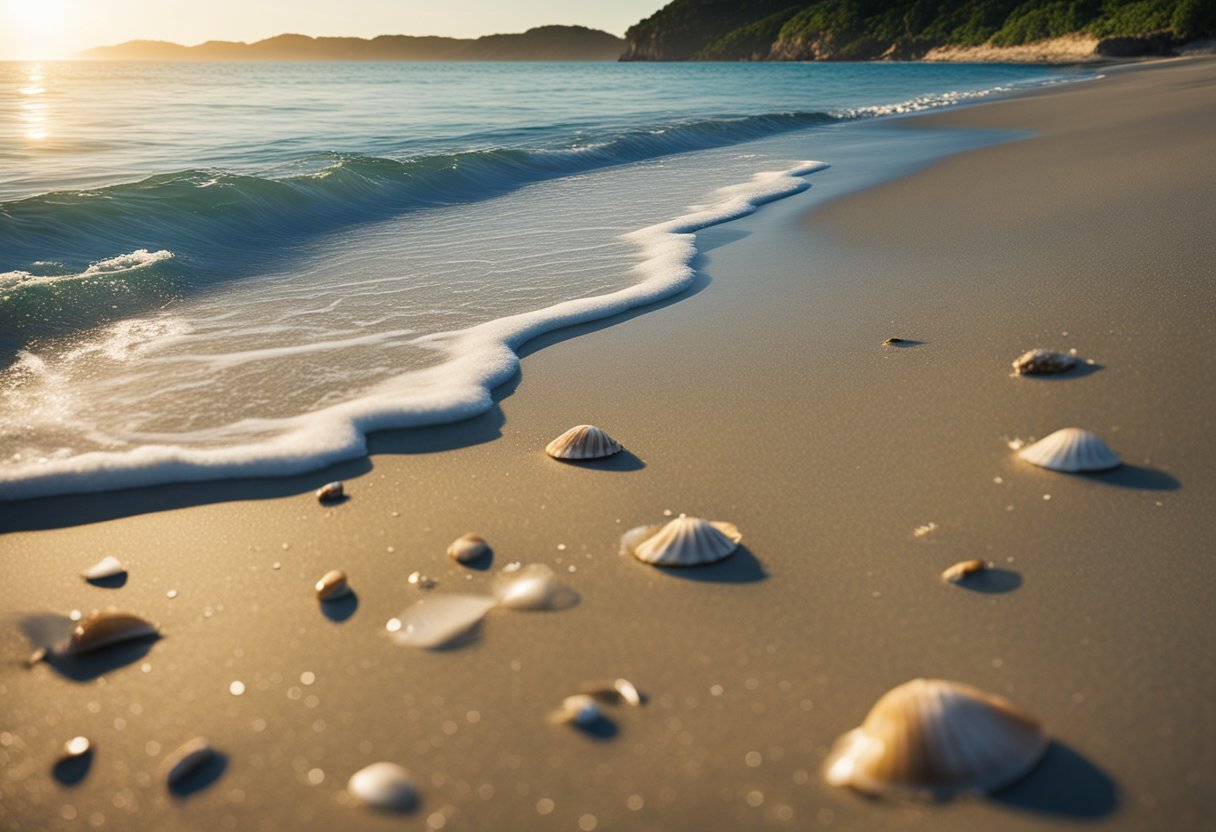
[620,0,1216,62]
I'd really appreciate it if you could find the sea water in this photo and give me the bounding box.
[0,61,1090,499]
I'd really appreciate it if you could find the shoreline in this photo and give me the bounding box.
[3,58,1214,830]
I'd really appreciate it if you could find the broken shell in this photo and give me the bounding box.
[63,736,91,758]
[621,515,741,566]
[494,563,578,611]
[162,737,215,788]
[545,425,623,460]
[1012,349,1077,376]
[387,595,497,649]
[347,762,418,812]
[551,694,603,727]
[315,570,351,601]
[941,560,988,583]
[823,678,1049,799]
[81,556,126,583]
[1018,427,1121,473]
[583,678,642,707]
[448,534,490,564]
[316,481,344,503]
[62,611,158,657]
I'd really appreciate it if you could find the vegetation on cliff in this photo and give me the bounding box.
[622,0,1216,60]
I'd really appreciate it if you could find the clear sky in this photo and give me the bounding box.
[0,0,661,60]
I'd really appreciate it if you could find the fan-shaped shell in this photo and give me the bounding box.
[545,425,623,460]
[823,678,1049,799]
[63,611,158,656]
[621,515,741,566]
[1017,427,1120,472]
[1012,349,1077,375]
[347,762,418,812]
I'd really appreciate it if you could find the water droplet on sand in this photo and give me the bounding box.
[494,564,578,611]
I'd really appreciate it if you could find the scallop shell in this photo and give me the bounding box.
[545,425,623,460]
[941,560,987,584]
[316,481,344,502]
[823,678,1049,799]
[315,569,351,601]
[1017,428,1121,473]
[448,534,490,564]
[348,762,418,812]
[62,611,158,657]
[162,737,214,787]
[81,556,126,582]
[550,694,603,727]
[621,515,741,566]
[1012,349,1077,376]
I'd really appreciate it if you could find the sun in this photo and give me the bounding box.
[4,0,68,58]
[6,0,64,27]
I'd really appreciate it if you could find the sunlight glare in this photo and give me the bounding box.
[4,0,68,59]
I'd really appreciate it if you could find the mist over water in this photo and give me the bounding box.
[0,60,1089,498]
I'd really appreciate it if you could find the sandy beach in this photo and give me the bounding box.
[3,57,1215,831]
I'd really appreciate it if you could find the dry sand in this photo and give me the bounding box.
[2,59,1215,831]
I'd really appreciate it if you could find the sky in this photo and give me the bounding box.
[0,0,662,60]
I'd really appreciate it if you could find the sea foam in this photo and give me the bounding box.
[0,162,827,501]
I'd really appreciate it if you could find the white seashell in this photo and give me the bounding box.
[621,515,742,566]
[63,736,91,758]
[448,534,490,564]
[347,762,418,812]
[162,737,214,787]
[387,595,497,649]
[494,564,578,610]
[81,556,126,582]
[545,425,623,460]
[823,678,1049,799]
[316,481,344,502]
[941,560,987,584]
[1012,349,1077,376]
[315,570,351,601]
[62,611,158,657]
[550,694,603,727]
[1017,428,1121,473]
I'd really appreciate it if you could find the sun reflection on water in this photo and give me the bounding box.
[19,63,49,141]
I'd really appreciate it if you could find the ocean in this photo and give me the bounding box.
[0,60,1091,499]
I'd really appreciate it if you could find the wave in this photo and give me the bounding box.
[0,161,828,501]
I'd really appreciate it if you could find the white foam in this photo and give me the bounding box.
[0,163,826,501]
[0,249,173,290]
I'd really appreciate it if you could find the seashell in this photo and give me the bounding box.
[1017,427,1121,473]
[316,481,344,503]
[161,737,215,788]
[494,563,578,611]
[448,533,490,565]
[823,678,1049,799]
[550,694,603,727]
[315,570,351,601]
[545,425,623,460]
[347,762,418,812]
[81,556,126,583]
[883,337,911,345]
[621,515,741,566]
[386,595,497,649]
[63,736,91,758]
[941,560,987,583]
[582,678,642,707]
[1012,349,1077,376]
[62,611,158,657]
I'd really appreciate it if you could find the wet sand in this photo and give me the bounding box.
[3,59,1215,831]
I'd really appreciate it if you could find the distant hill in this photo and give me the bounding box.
[621,0,1216,61]
[77,26,626,62]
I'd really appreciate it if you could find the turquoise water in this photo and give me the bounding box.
[0,60,1089,499]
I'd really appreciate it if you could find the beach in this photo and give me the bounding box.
[2,56,1214,831]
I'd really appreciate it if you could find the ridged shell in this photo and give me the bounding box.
[315,569,351,601]
[63,611,158,656]
[162,737,214,787]
[545,425,623,460]
[448,534,490,564]
[1018,427,1121,473]
[347,762,418,812]
[823,678,1049,799]
[1012,349,1077,376]
[622,516,741,566]
[941,560,987,584]
[81,556,126,582]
